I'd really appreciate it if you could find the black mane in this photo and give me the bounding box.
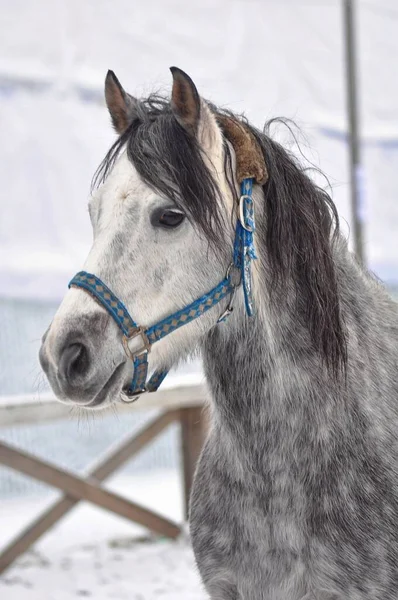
[94,96,347,376]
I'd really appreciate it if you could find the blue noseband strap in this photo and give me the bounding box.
[68,272,138,337]
[69,177,257,401]
[69,271,234,399]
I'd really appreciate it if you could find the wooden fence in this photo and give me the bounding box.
[0,381,207,575]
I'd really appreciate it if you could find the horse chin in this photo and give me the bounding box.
[83,362,127,409]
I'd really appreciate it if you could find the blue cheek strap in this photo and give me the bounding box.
[69,178,256,401]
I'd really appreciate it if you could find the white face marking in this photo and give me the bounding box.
[41,103,238,408]
[83,151,227,329]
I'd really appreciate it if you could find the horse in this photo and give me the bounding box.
[39,67,398,600]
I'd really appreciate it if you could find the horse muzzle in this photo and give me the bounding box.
[39,311,127,407]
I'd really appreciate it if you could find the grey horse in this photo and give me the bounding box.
[40,67,398,599]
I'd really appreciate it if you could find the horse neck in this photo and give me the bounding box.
[202,287,315,459]
[201,241,374,471]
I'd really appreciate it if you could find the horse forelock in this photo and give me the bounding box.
[93,95,227,249]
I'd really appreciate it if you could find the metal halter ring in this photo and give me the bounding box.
[122,327,152,360]
[226,262,241,289]
[120,387,146,404]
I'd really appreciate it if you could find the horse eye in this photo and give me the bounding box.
[154,209,185,229]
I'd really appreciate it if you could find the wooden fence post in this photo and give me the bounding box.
[0,384,208,573]
[180,406,207,520]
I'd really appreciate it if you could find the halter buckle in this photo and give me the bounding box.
[239,194,255,232]
[122,327,152,360]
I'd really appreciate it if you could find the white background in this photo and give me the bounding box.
[1,0,397,300]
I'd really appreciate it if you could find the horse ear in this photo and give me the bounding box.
[104,70,137,135]
[170,67,200,134]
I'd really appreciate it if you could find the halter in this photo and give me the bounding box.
[68,177,257,402]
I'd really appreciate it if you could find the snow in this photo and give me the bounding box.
[0,470,206,599]
[0,538,204,600]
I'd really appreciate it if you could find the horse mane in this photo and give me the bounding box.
[93,95,347,377]
[243,117,347,378]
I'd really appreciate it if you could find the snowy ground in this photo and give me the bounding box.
[0,470,206,599]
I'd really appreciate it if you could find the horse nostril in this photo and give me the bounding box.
[59,342,90,384]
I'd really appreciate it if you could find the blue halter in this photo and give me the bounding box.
[69,178,256,401]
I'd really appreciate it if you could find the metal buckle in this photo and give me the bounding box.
[122,327,151,361]
[239,194,254,232]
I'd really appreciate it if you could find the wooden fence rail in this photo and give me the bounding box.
[0,385,207,575]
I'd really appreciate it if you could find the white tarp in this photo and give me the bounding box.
[1,0,397,300]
